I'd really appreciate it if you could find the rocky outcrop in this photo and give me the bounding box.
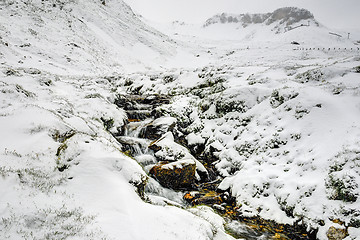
[149,160,197,190]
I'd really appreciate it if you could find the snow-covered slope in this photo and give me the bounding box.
[118,45,360,239]
[0,0,182,74]
[0,1,231,240]
[0,70,235,240]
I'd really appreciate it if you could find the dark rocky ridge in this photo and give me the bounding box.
[204,7,319,33]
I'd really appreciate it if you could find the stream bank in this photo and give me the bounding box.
[112,93,321,240]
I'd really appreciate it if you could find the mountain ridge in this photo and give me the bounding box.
[204,7,320,34]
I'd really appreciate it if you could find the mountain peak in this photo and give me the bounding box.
[204,7,319,33]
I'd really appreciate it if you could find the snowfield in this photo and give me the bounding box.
[1,0,360,239]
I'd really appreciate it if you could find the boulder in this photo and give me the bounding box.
[185,191,223,206]
[148,132,210,182]
[149,159,196,190]
[148,132,186,162]
[183,186,234,207]
[326,226,347,240]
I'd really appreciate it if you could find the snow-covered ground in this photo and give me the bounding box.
[1,1,360,239]
[119,43,360,239]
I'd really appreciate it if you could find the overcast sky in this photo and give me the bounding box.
[123,0,360,30]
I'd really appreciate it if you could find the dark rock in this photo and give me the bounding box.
[149,160,196,190]
[114,94,171,120]
[148,140,162,152]
[4,68,21,76]
[126,109,152,120]
[199,145,220,164]
[189,143,205,158]
[139,117,177,140]
[100,117,114,131]
[354,66,360,73]
[116,136,149,156]
[197,178,222,191]
[172,130,188,147]
[183,179,235,207]
[192,191,223,205]
[184,189,231,207]
[57,164,69,172]
[51,129,76,143]
[143,95,170,106]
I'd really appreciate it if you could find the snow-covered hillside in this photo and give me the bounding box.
[0,1,230,240]
[117,44,360,239]
[152,7,359,47]
[0,0,208,74]
[1,1,360,240]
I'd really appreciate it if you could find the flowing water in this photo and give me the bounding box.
[114,94,275,240]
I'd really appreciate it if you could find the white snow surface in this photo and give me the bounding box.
[1,0,360,240]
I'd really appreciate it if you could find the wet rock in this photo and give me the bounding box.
[184,190,223,206]
[142,95,170,106]
[148,140,162,152]
[115,94,170,110]
[326,226,347,240]
[129,172,149,201]
[199,145,221,164]
[231,215,318,240]
[114,94,171,120]
[114,95,137,110]
[115,136,150,156]
[183,179,235,207]
[126,109,153,120]
[139,117,177,140]
[149,160,196,190]
[273,233,289,239]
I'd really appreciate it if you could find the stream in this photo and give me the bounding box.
[113,94,315,240]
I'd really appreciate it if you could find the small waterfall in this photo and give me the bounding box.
[119,117,190,207]
[113,94,295,240]
[116,135,151,156]
[115,94,189,206]
[124,118,153,138]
